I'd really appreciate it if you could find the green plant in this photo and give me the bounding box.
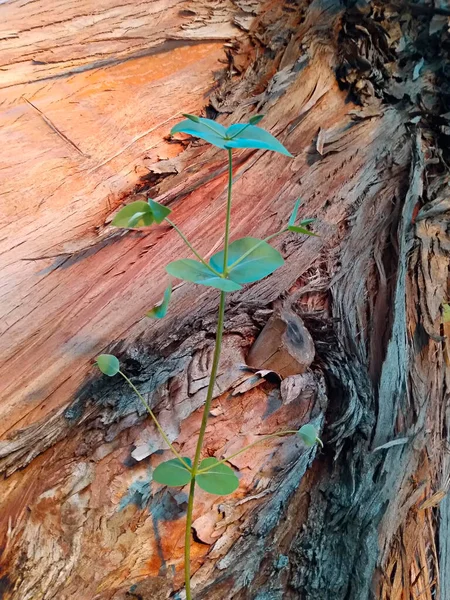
[95,114,322,599]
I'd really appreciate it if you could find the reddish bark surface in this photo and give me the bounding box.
[1,1,449,599]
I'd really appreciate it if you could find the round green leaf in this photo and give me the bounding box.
[146,284,172,319]
[166,259,242,292]
[148,198,171,224]
[96,354,120,377]
[298,424,320,447]
[196,458,239,495]
[210,237,284,284]
[112,201,154,228]
[153,458,192,487]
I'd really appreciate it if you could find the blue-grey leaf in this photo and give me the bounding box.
[196,458,239,495]
[111,201,154,228]
[171,117,227,148]
[148,199,171,224]
[184,115,227,136]
[182,113,201,123]
[224,124,293,156]
[172,126,228,148]
[96,354,120,376]
[249,114,265,125]
[153,458,192,487]
[298,424,320,447]
[210,237,284,284]
[289,198,302,227]
[288,225,318,237]
[146,284,172,319]
[166,259,242,292]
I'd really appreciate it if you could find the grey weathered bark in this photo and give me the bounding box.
[0,1,449,599]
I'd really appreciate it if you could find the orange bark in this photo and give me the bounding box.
[1,1,449,599]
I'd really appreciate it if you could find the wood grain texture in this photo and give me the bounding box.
[1,0,449,599]
[0,0,236,437]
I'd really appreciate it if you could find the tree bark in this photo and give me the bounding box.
[1,1,449,599]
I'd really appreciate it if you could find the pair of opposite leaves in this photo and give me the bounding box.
[112,115,316,318]
[96,352,322,495]
[149,419,320,495]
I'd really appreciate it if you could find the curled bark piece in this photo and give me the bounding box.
[246,307,315,377]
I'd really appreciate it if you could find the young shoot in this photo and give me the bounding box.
[96,113,321,599]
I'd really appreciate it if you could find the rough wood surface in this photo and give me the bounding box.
[1,1,449,599]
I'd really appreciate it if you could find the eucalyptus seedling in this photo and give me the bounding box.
[96,113,322,599]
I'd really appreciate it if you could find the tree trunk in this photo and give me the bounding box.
[1,1,449,599]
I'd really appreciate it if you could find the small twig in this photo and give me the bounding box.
[23,97,90,158]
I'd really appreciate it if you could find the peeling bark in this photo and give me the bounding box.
[1,1,449,599]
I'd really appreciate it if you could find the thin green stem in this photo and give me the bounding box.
[226,228,288,272]
[184,478,196,600]
[222,149,233,274]
[184,291,226,599]
[196,430,300,473]
[192,292,227,471]
[118,371,190,470]
[165,217,223,278]
[263,228,289,244]
[184,150,234,598]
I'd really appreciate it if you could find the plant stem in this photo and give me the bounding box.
[184,478,196,600]
[118,371,190,470]
[184,291,226,599]
[191,292,227,470]
[165,217,222,277]
[184,150,234,598]
[264,228,289,244]
[195,430,300,473]
[222,149,233,274]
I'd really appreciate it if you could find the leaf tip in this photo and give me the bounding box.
[146,284,172,319]
[249,114,265,125]
[181,113,200,123]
